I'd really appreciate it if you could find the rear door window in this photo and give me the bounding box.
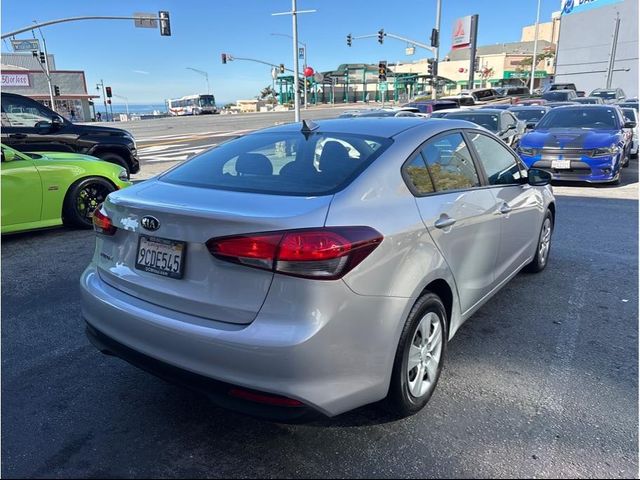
[419,132,481,192]
[161,131,392,196]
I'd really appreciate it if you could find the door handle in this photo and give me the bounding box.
[499,203,512,215]
[434,215,456,229]
[9,133,27,139]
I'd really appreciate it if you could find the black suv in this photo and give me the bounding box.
[1,93,140,174]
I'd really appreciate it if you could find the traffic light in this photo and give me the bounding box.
[377,29,384,44]
[221,53,227,64]
[159,11,171,36]
[378,61,387,82]
[346,34,352,47]
[105,86,112,98]
[279,63,285,74]
[54,85,60,96]
[430,28,439,48]
[39,52,46,64]
[107,99,112,105]
[427,58,438,78]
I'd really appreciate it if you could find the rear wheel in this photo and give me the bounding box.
[63,177,115,228]
[524,210,553,273]
[386,293,447,417]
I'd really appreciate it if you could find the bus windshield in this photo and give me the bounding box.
[199,95,216,107]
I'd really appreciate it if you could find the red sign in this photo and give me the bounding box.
[303,67,315,78]
[452,15,473,50]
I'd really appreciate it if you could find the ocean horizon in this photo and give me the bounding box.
[103,101,236,115]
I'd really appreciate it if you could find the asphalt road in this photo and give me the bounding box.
[2,162,638,477]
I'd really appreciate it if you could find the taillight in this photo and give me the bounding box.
[92,204,117,236]
[206,227,382,280]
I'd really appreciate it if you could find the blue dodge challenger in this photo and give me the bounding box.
[517,105,634,184]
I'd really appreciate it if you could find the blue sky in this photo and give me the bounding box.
[2,0,561,104]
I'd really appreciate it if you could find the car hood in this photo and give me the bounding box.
[28,151,103,162]
[521,128,621,149]
[74,124,133,138]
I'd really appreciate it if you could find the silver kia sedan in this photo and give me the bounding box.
[81,117,555,422]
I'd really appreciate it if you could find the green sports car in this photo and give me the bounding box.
[1,144,132,234]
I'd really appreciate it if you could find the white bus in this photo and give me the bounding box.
[167,94,217,115]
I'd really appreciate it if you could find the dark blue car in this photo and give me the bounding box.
[517,105,634,184]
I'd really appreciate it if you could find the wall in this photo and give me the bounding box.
[555,0,638,96]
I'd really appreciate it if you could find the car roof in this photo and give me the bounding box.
[509,105,549,110]
[257,117,473,138]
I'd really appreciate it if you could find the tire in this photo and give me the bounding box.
[622,152,630,168]
[62,177,116,228]
[97,152,130,176]
[524,209,553,273]
[385,292,448,418]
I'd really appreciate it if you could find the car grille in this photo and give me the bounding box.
[532,159,592,175]
[538,148,592,160]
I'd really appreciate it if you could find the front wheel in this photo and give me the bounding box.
[62,177,116,228]
[524,210,553,273]
[386,293,448,417]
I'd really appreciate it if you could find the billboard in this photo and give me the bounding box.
[1,73,30,87]
[452,16,472,50]
[561,0,623,15]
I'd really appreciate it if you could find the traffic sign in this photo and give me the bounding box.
[11,39,40,52]
[133,12,158,28]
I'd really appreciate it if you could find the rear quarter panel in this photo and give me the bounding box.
[33,153,130,222]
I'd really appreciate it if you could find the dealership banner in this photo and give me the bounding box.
[561,0,623,15]
[1,73,30,87]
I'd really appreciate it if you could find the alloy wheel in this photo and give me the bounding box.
[407,312,443,398]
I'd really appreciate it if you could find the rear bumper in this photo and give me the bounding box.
[80,265,411,417]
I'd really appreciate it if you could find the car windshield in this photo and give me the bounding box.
[443,113,499,132]
[535,107,619,130]
[511,109,548,122]
[161,131,392,196]
[591,91,617,100]
[543,91,571,101]
[199,95,216,107]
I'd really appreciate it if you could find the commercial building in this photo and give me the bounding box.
[555,0,638,97]
[1,53,98,121]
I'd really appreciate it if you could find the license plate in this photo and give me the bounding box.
[551,159,571,169]
[135,235,186,279]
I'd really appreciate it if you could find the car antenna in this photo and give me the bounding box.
[301,119,319,139]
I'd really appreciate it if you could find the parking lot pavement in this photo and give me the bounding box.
[2,168,638,478]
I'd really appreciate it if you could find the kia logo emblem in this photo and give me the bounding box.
[141,216,160,231]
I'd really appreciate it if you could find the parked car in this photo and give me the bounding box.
[617,100,639,111]
[402,100,459,114]
[1,144,131,234]
[621,107,639,158]
[339,109,418,118]
[444,88,508,105]
[1,92,140,175]
[574,97,605,105]
[545,83,578,92]
[517,105,635,184]
[496,86,530,98]
[479,104,512,110]
[542,90,578,102]
[590,88,626,104]
[508,106,551,129]
[429,108,469,118]
[81,117,556,421]
[438,109,524,148]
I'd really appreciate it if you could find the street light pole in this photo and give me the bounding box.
[186,67,210,94]
[32,21,56,112]
[529,0,542,94]
[96,79,108,121]
[432,0,442,100]
[271,33,309,109]
[272,1,316,123]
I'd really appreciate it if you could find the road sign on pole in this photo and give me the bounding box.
[11,39,40,51]
[133,13,158,28]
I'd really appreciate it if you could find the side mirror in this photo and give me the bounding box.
[526,121,538,130]
[528,168,552,186]
[1,148,16,162]
[624,120,637,129]
[51,115,65,128]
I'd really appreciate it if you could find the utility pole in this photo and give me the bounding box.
[529,0,542,94]
[606,13,621,89]
[272,1,316,122]
[468,15,479,90]
[32,21,56,112]
[271,33,309,109]
[96,79,108,121]
[432,0,442,100]
[186,67,210,94]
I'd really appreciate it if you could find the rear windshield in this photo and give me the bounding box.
[161,131,392,195]
[543,91,572,101]
[443,113,499,132]
[511,108,548,122]
[591,91,617,100]
[536,107,620,130]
